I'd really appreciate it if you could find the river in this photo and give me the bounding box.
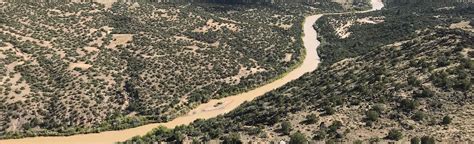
[0,0,383,143]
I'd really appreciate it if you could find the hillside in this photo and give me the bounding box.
[124,2,473,143]
[0,0,348,139]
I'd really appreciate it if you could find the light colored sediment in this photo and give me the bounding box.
[0,1,383,143]
[450,21,474,32]
[68,62,93,70]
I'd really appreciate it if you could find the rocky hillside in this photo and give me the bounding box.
[124,2,473,143]
[0,0,346,139]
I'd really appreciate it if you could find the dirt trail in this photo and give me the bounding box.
[0,1,383,143]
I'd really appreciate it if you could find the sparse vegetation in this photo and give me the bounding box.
[1,0,472,143]
[122,1,473,143]
[386,129,403,141]
[0,0,343,139]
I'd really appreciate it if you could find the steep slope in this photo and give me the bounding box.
[124,2,473,143]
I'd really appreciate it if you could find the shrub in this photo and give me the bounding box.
[324,106,336,115]
[304,114,319,124]
[329,121,343,133]
[371,104,385,113]
[281,121,292,135]
[400,99,419,112]
[442,115,452,125]
[386,129,403,141]
[222,133,242,144]
[290,132,308,144]
[411,137,420,144]
[407,76,421,86]
[436,56,450,67]
[415,88,434,98]
[366,110,380,122]
[369,137,380,144]
[420,136,435,144]
[412,111,426,121]
[313,130,327,140]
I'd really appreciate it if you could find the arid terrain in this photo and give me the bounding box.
[120,0,473,143]
[0,0,350,140]
[0,0,472,143]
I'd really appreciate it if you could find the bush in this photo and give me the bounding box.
[412,111,426,121]
[441,116,452,125]
[313,130,327,140]
[411,137,420,144]
[353,140,363,144]
[415,88,434,98]
[289,132,308,144]
[324,106,336,115]
[281,121,292,135]
[369,137,380,144]
[222,133,242,144]
[304,114,319,124]
[407,76,421,86]
[371,104,385,113]
[420,136,435,144]
[400,99,419,112]
[386,129,403,141]
[366,110,380,122]
[436,56,450,67]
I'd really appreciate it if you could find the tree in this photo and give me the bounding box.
[386,129,403,141]
[441,116,452,125]
[281,121,292,135]
[290,132,308,144]
[411,137,420,144]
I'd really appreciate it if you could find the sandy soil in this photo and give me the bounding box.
[68,62,93,70]
[356,16,385,24]
[223,65,266,85]
[284,53,293,62]
[193,19,239,32]
[335,21,353,39]
[107,34,133,49]
[0,1,384,143]
[450,21,473,32]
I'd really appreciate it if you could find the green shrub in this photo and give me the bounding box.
[386,129,403,141]
[222,133,242,144]
[420,136,435,144]
[366,110,380,122]
[411,137,420,144]
[400,99,419,112]
[290,132,308,144]
[412,111,426,121]
[442,116,452,125]
[281,121,292,135]
[313,130,327,140]
[304,114,319,124]
[324,106,336,115]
